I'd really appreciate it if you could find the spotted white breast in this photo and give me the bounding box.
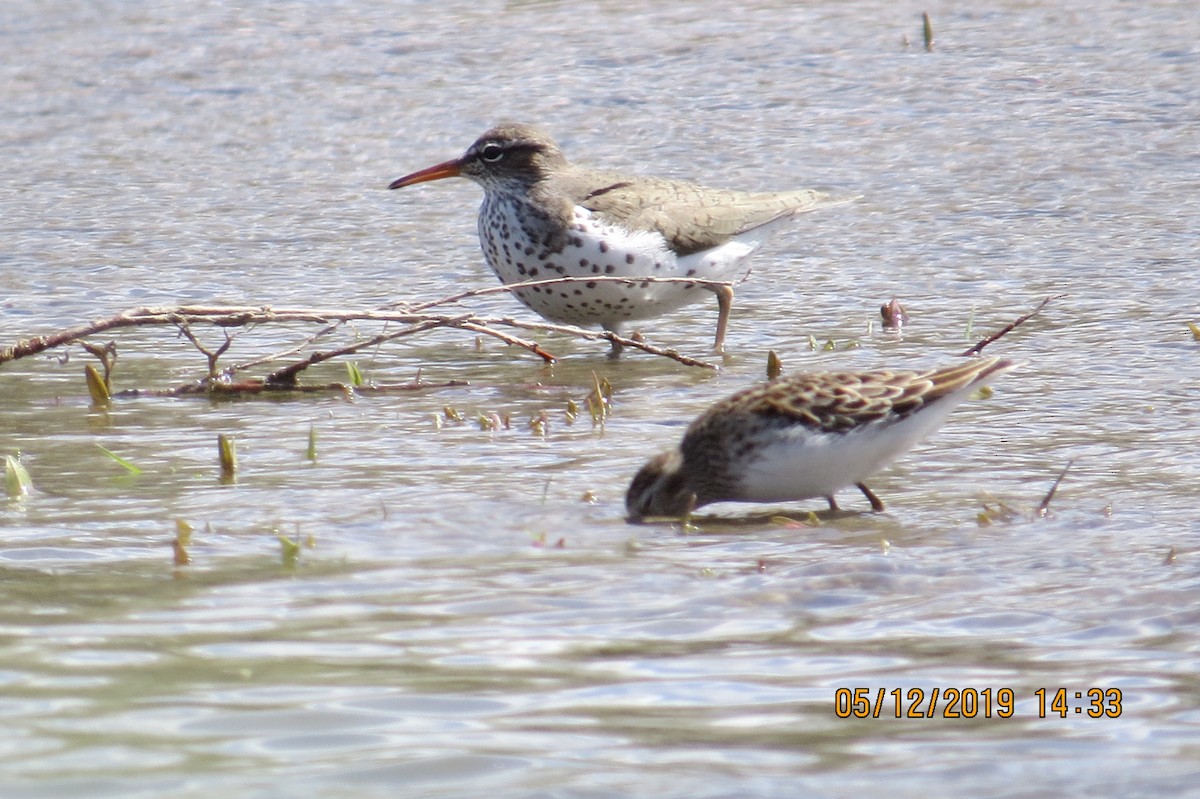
[477,199,770,329]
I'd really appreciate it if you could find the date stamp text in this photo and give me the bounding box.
[833,687,1123,719]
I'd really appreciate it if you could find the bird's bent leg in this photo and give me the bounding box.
[709,284,734,354]
[856,482,886,512]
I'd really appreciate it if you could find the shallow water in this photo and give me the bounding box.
[2,1,1199,796]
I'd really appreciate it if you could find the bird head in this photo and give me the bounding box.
[625,449,698,522]
[388,123,567,194]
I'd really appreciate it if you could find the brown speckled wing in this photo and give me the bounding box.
[699,357,1015,435]
[728,370,926,434]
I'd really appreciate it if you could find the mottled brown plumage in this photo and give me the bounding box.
[626,357,1018,519]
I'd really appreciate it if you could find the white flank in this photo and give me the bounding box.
[735,392,973,502]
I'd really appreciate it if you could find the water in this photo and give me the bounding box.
[2,0,1199,796]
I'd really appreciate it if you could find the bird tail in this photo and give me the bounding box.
[928,356,1020,400]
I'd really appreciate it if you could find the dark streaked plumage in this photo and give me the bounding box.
[626,356,1018,520]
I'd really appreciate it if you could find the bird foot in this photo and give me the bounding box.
[856,482,886,512]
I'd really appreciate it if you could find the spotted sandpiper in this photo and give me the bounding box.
[625,356,1018,519]
[387,123,852,355]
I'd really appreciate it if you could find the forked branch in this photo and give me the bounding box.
[0,277,728,396]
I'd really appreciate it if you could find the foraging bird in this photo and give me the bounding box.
[626,356,1018,519]
[388,123,851,355]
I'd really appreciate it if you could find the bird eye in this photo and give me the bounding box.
[479,142,504,163]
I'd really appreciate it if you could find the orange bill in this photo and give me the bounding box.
[387,158,462,189]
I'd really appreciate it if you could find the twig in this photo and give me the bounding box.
[262,314,563,387]
[1,304,719,372]
[264,317,461,387]
[231,327,342,374]
[113,378,471,398]
[453,321,558,362]
[959,294,1062,357]
[399,274,738,313]
[490,317,718,368]
[1,308,152,363]
[1037,459,1073,518]
[174,319,233,379]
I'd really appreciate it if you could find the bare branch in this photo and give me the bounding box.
[1037,459,1074,518]
[1,302,720,374]
[452,321,558,363]
[1,308,153,363]
[490,316,719,368]
[174,319,235,379]
[960,295,1063,357]
[116,377,471,398]
[264,317,459,387]
[399,274,738,313]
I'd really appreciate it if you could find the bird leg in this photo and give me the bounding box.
[856,482,886,512]
[710,284,734,354]
[825,495,841,512]
[603,323,624,359]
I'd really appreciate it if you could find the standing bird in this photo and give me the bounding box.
[626,357,1018,519]
[388,123,851,355]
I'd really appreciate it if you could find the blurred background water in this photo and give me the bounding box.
[1,1,1199,796]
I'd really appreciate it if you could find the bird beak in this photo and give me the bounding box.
[387,158,462,190]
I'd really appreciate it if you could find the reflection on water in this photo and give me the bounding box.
[3,0,1200,796]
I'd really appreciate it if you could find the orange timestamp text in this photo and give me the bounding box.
[834,687,1123,719]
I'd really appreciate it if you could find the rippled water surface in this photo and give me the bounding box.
[2,1,1199,796]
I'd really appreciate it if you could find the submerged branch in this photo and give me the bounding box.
[1,282,723,397]
[117,376,471,398]
[0,303,718,368]
[1,275,736,378]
